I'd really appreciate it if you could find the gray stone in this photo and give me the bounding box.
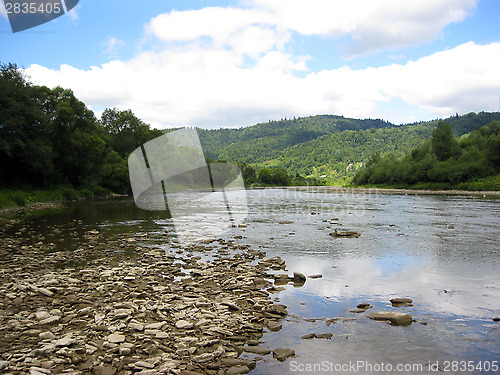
[390,298,413,305]
[308,274,323,279]
[192,353,215,363]
[367,312,413,326]
[53,335,76,347]
[301,333,316,339]
[273,348,295,362]
[292,272,306,282]
[226,366,251,374]
[315,333,333,339]
[36,311,51,321]
[0,361,9,370]
[242,346,271,355]
[39,331,55,340]
[134,361,155,369]
[128,322,144,331]
[175,320,193,329]
[107,333,126,343]
[266,321,282,331]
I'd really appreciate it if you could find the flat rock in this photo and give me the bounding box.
[92,366,116,375]
[242,346,272,355]
[155,331,170,339]
[128,322,144,331]
[38,331,56,340]
[226,365,251,374]
[273,348,295,362]
[36,311,51,320]
[107,333,126,343]
[315,333,333,339]
[367,312,413,326]
[301,333,316,339]
[37,316,61,325]
[357,303,371,308]
[192,353,215,363]
[390,298,413,305]
[175,320,193,329]
[134,361,155,369]
[308,274,323,279]
[54,335,76,347]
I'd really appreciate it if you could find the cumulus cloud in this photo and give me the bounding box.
[249,0,478,57]
[25,41,500,129]
[22,1,497,129]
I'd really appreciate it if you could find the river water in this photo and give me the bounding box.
[6,188,500,374]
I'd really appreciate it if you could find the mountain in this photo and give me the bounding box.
[197,112,500,183]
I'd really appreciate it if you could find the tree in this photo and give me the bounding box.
[431,121,461,161]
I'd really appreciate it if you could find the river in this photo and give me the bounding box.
[5,188,500,374]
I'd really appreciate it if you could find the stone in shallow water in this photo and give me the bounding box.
[242,346,272,355]
[301,333,316,339]
[226,366,251,374]
[315,333,333,339]
[367,312,413,326]
[493,317,500,322]
[390,298,413,306]
[273,348,295,362]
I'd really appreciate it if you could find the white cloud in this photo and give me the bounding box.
[249,0,478,57]
[25,41,500,129]
[103,37,125,57]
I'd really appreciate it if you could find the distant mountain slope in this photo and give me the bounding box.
[197,115,393,160]
[197,112,500,182]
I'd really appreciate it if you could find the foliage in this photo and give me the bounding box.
[352,121,500,189]
[0,63,161,199]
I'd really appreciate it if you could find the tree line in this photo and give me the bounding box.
[0,63,162,197]
[352,121,500,189]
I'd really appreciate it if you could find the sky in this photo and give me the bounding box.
[1,0,500,129]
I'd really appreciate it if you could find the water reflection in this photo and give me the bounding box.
[236,189,500,374]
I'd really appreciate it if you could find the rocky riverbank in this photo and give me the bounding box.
[0,225,296,375]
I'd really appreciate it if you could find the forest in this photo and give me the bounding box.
[352,121,500,190]
[0,63,162,207]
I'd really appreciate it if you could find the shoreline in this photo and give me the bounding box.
[290,185,500,197]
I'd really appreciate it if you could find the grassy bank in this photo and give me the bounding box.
[349,174,500,192]
[0,186,113,209]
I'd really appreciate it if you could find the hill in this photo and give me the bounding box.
[198,112,500,183]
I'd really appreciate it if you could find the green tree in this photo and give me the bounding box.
[431,121,461,161]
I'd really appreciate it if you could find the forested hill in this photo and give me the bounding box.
[197,115,393,161]
[198,112,500,182]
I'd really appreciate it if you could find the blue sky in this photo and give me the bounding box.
[1,0,500,129]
